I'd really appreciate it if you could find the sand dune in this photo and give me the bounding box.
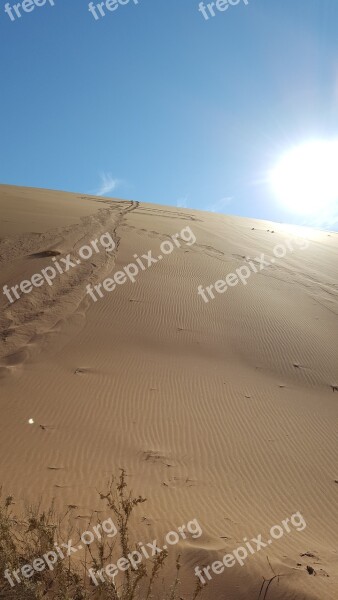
[0,184,337,599]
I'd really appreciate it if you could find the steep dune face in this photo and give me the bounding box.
[0,184,337,600]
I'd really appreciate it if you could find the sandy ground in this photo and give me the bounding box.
[0,183,337,599]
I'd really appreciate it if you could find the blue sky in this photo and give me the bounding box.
[1,0,338,228]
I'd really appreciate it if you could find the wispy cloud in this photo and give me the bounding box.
[94,173,120,196]
[304,207,338,231]
[206,196,233,213]
[176,195,189,209]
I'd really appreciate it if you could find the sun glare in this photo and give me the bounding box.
[270,140,338,215]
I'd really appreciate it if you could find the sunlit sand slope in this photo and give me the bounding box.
[0,184,337,600]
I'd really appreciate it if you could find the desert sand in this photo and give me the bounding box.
[0,183,337,599]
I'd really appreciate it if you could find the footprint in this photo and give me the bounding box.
[0,329,14,342]
[142,450,174,467]
[29,250,61,259]
[143,450,166,463]
[3,348,28,367]
[74,367,95,375]
[164,476,198,489]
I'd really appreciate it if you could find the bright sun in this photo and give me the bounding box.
[270,140,338,215]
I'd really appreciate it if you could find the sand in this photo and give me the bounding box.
[0,183,337,599]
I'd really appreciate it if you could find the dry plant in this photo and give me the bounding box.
[0,471,204,600]
[257,557,288,600]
